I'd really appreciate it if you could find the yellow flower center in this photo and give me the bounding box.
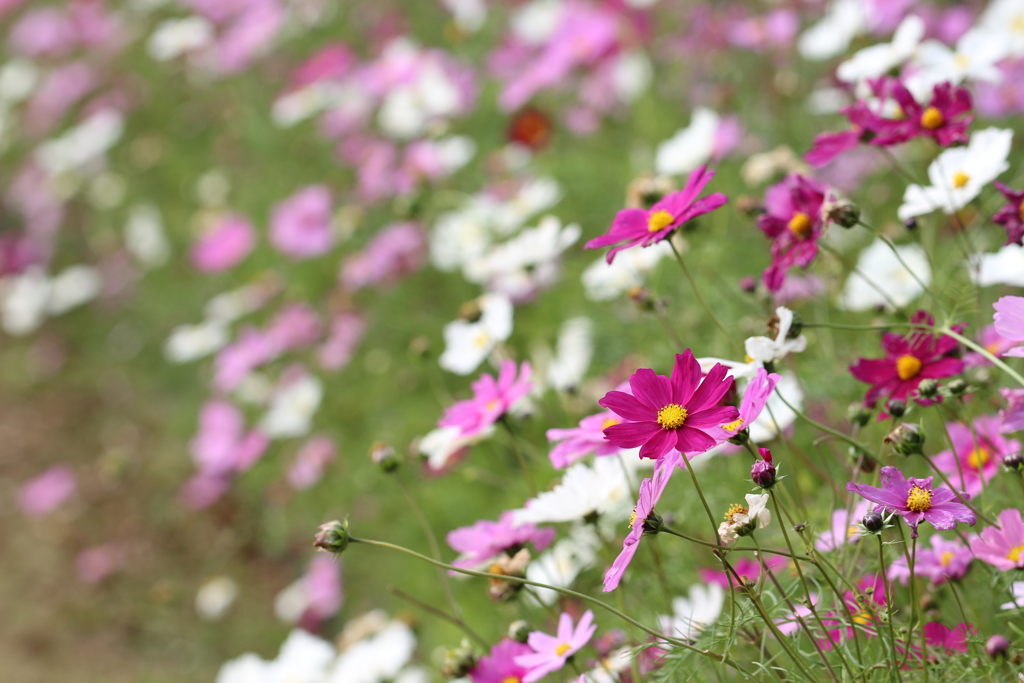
[473,330,491,348]
[952,171,970,189]
[920,106,944,130]
[954,53,970,69]
[895,354,922,381]
[1008,544,1024,563]
[853,611,873,626]
[967,446,991,470]
[555,643,572,656]
[722,419,744,432]
[940,551,955,567]
[1018,198,1024,221]
[725,503,748,523]
[906,486,932,513]
[657,403,688,429]
[502,678,521,683]
[787,212,813,239]
[647,210,674,233]
[602,418,620,430]
[629,507,638,529]
[847,525,860,538]
[986,341,1003,355]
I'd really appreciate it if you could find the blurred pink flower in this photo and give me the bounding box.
[319,312,365,371]
[269,185,335,259]
[963,325,1018,368]
[447,511,555,569]
[515,610,597,683]
[215,0,285,74]
[213,328,277,392]
[286,436,336,490]
[18,465,76,516]
[265,303,321,352]
[1000,388,1024,433]
[77,544,125,584]
[970,508,1024,571]
[727,10,798,51]
[191,214,256,272]
[931,416,1019,496]
[25,62,98,136]
[9,7,76,58]
[190,400,269,476]
[302,553,342,621]
[439,360,532,439]
[470,639,533,683]
[340,222,426,290]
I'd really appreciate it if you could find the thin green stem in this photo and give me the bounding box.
[680,451,724,546]
[668,240,741,353]
[499,417,538,496]
[940,326,1024,388]
[387,585,487,648]
[772,387,873,458]
[877,535,905,683]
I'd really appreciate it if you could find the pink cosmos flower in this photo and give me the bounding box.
[191,214,256,272]
[265,303,321,353]
[546,410,624,468]
[976,58,1024,119]
[919,622,973,658]
[584,166,728,264]
[25,62,97,136]
[888,534,973,585]
[319,312,365,371]
[849,311,964,412]
[215,0,285,74]
[470,639,533,683]
[190,400,269,477]
[706,368,780,443]
[757,174,828,292]
[77,543,125,584]
[846,466,976,539]
[871,82,972,148]
[300,553,343,623]
[970,508,1024,571]
[701,555,786,589]
[598,350,738,460]
[514,610,597,683]
[269,185,335,259]
[9,7,76,58]
[992,183,1024,246]
[727,9,798,51]
[814,500,872,553]
[931,417,1019,496]
[963,325,1018,368]
[993,296,1024,357]
[804,101,884,168]
[439,360,533,440]
[999,388,1024,434]
[603,452,680,592]
[18,465,76,516]
[340,222,426,290]
[286,436,336,490]
[447,511,555,569]
[213,328,277,392]
[773,273,827,306]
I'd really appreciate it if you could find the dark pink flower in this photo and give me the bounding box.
[269,185,335,259]
[871,82,973,148]
[804,101,884,168]
[970,508,1024,571]
[701,555,785,588]
[191,214,256,272]
[931,417,1019,496]
[585,166,727,264]
[992,182,1024,246]
[920,622,973,657]
[598,350,738,460]
[706,368,780,443]
[447,511,555,569]
[603,452,679,591]
[887,534,973,585]
[470,639,532,683]
[18,465,76,516]
[757,174,828,292]
[846,466,976,539]
[849,311,964,411]
[440,361,533,439]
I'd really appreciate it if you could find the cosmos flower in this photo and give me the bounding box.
[584,166,727,264]
[846,466,976,539]
[18,465,76,516]
[470,639,533,683]
[970,508,1024,571]
[837,239,932,312]
[993,295,1024,357]
[439,360,532,440]
[814,500,871,553]
[756,174,828,292]
[659,582,725,641]
[870,81,973,148]
[598,349,738,460]
[439,293,513,376]
[514,610,597,683]
[718,493,771,544]
[992,182,1024,246]
[887,534,973,585]
[446,511,555,569]
[931,416,1019,496]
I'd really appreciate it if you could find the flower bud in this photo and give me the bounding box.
[886,399,907,418]
[727,428,750,446]
[488,548,530,602]
[313,519,350,554]
[440,639,478,678]
[370,441,401,473]
[408,335,431,359]
[751,450,777,489]
[947,378,968,397]
[986,634,1010,659]
[862,512,884,533]
[787,312,803,339]
[508,620,531,643]
[848,403,872,427]
[884,422,925,456]
[828,201,860,229]
[458,299,483,323]
[904,217,918,231]
[1004,452,1024,472]
[915,379,939,400]
[739,276,757,294]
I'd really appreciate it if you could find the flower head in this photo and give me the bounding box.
[888,534,973,585]
[447,511,555,570]
[993,182,1024,246]
[970,508,1024,571]
[470,639,532,683]
[598,350,738,460]
[814,500,871,552]
[440,360,533,440]
[718,493,771,544]
[931,417,1019,496]
[757,174,828,292]
[846,466,976,538]
[584,166,727,264]
[514,610,597,683]
[993,295,1024,357]
[871,81,973,148]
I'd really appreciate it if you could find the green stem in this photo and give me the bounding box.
[668,240,741,353]
[939,326,1024,388]
[877,535,905,683]
[680,451,724,546]
[387,585,487,648]
[499,417,538,496]
[772,387,873,458]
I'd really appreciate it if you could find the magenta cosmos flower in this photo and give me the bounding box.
[849,311,964,412]
[706,368,779,443]
[603,452,680,592]
[970,508,1024,571]
[514,610,597,683]
[992,182,1024,246]
[846,466,976,539]
[584,165,727,264]
[546,382,631,468]
[470,639,532,683]
[598,350,738,460]
[447,511,555,569]
[439,360,533,440]
[757,174,828,292]
[931,416,1019,496]
[871,81,973,148]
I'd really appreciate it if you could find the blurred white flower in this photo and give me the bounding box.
[465,215,580,299]
[798,0,867,61]
[749,372,802,443]
[1,268,50,336]
[418,425,485,471]
[581,240,672,301]
[48,266,102,316]
[442,0,487,32]
[217,629,336,683]
[655,108,720,177]
[971,244,1024,288]
[978,0,1024,58]
[439,293,513,375]
[908,28,1009,97]
[660,582,725,640]
[125,204,170,268]
[838,239,931,311]
[511,0,565,45]
[544,316,594,392]
[612,51,652,103]
[165,321,229,363]
[525,526,599,605]
[147,17,214,61]
[260,374,323,438]
[0,59,38,104]
[196,576,238,621]
[36,110,124,176]
[327,621,416,683]
[836,14,924,84]
[513,457,635,525]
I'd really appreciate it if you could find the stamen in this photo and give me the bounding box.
[895,354,922,381]
[656,403,688,430]
[1008,544,1024,563]
[967,447,991,470]
[787,212,813,239]
[919,107,944,130]
[952,171,970,189]
[647,210,674,233]
[906,485,932,513]
[555,643,572,656]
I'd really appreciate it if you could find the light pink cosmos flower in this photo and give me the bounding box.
[25,62,97,136]
[439,360,533,440]
[340,222,426,290]
[963,325,1018,368]
[888,534,973,585]
[970,508,1024,571]
[213,328,277,393]
[9,7,76,58]
[190,400,269,477]
[77,543,125,584]
[446,511,555,569]
[931,417,1019,496]
[727,9,798,51]
[269,185,335,259]
[265,303,321,353]
[215,0,285,74]
[319,312,365,371]
[18,465,76,516]
[286,436,336,490]
[1000,388,1024,434]
[603,452,680,592]
[301,553,343,623]
[585,166,728,264]
[191,214,256,272]
[814,500,871,553]
[706,368,780,444]
[598,349,738,460]
[546,410,624,469]
[514,610,597,683]
[846,466,976,539]
[470,639,532,683]
[993,296,1024,357]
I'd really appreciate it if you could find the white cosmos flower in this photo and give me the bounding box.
[125,204,170,268]
[196,576,238,621]
[259,374,323,439]
[2,268,51,335]
[978,0,1024,58]
[0,59,38,104]
[744,306,807,365]
[165,320,229,363]
[581,240,672,301]
[544,316,594,392]
[36,109,124,176]
[216,629,336,683]
[377,57,461,140]
[907,29,1010,98]
[442,0,487,32]
[418,425,490,471]
[147,16,214,61]
[718,493,771,544]
[1001,581,1024,610]
[465,215,580,298]
[798,0,868,60]
[513,457,635,525]
[655,107,720,177]
[836,14,924,84]
[492,177,562,236]
[971,243,1024,288]
[511,0,565,45]
[430,203,492,273]
[898,128,1012,220]
[47,265,102,316]
[612,51,652,103]
[660,582,725,641]
[525,526,600,605]
[327,621,417,683]
[838,239,931,312]
[439,293,513,375]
